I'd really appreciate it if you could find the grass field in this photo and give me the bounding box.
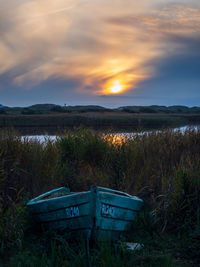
[0,128,200,266]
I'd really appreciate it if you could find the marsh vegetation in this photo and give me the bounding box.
[0,128,200,266]
[0,112,200,135]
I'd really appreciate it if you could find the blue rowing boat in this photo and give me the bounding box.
[27,186,143,241]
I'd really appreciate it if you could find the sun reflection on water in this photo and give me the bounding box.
[105,134,127,145]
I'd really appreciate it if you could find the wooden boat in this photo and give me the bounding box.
[27,186,143,241]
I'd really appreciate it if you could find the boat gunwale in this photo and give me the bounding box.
[95,186,143,202]
[96,190,143,206]
[27,190,89,206]
[27,186,143,208]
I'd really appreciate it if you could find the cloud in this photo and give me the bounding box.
[0,0,77,80]
[128,34,200,106]
[0,0,200,106]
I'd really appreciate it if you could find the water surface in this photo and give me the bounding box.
[22,125,199,143]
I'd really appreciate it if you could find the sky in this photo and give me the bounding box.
[0,0,200,107]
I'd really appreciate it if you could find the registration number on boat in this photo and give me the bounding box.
[101,204,114,217]
[66,206,80,218]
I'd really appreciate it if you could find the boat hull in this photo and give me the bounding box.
[27,187,143,240]
[27,189,93,236]
[95,188,141,240]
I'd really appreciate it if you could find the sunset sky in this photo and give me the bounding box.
[0,0,200,107]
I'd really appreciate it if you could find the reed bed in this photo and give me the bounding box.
[0,128,200,266]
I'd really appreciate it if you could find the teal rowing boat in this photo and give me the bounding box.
[27,186,143,241]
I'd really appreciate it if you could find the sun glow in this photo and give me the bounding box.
[109,80,123,93]
[100,72,141,95]
[107,80,124,94]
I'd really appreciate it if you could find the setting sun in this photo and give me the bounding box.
[108,80,124,94]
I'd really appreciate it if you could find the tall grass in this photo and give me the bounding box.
[0,127,200,265]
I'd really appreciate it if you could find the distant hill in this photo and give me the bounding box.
[0,104,200,115]
[118,105,200,114]
[61,105,112,113]
[29,104,57,111]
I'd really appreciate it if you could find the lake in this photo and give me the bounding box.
[22,125,200,143]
